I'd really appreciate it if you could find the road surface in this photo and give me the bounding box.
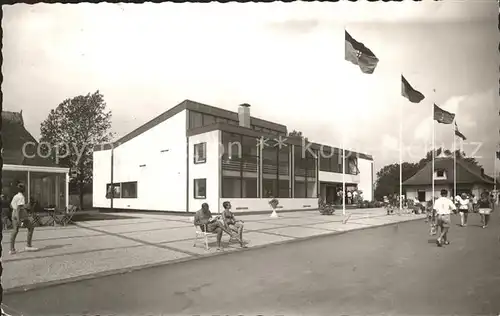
[4,212,500,316]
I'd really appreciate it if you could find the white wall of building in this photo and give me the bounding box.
[317,157,373,201]
[188,130,221,213]
[405,184,451,202]
[318,171,360,185]
[357,158,373,201]
[93,149,112,208]
[92,110,188,212]
[220,198,318,213]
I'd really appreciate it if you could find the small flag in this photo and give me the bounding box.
[434,104,455,124]
[454,122,466,140]
[401,75,425,103]
[345,30,379,74]
[497,150,500,160]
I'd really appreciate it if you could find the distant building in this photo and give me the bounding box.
[1,111,69,209]
[403,152,497,202]
[93,100,374,213]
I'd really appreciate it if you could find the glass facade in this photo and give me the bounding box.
[219,132,321,199]
[221,132,259,198]
[1,170,67,210]
[319,150,358,175]
[294,146,318,198]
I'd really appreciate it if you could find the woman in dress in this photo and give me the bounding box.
[478,191,493,229]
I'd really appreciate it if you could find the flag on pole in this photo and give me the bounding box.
[454,122,466,140]
[345,30,379,74]
[401,75,425,103]
[496,150,500,160]
[434,104,455,124]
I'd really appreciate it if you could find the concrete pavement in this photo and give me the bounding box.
[1,208,424,294]
[4,210,499,316]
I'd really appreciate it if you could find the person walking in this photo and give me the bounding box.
[434,189,457,247]
[10,183,38,255]
[478,191,493,229]
[457,193,470,227]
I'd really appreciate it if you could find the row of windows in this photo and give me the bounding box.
[106,182,138,199]
[188,111,283,136]
[319,155,359,175]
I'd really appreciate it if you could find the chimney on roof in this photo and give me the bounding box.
[238,103,251,128]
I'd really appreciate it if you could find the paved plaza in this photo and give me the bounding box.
[4,209,499,316]
[2,208,424,293]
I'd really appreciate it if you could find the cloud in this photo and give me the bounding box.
[382,134,399,152]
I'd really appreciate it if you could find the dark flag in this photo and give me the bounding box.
[434,104,455,124]
[345,31,379,74]
[454,122,466,140]
[496,150,500,160]
[401,75,425,103]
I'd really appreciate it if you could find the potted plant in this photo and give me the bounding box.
[269,197,279,218]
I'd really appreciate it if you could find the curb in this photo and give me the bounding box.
[3,215,425,295]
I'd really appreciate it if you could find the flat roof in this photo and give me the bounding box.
[187,123,374,161]
[94,99,287,151]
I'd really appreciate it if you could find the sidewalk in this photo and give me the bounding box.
[1,208,425,293]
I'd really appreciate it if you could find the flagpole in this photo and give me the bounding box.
[342,132,346,216]
[432,94,435,208]
[399,95,403,212]
[453,124,456,198]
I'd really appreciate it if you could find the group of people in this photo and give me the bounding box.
[336,189,362,205]
[194,201,248,251]
[427,189,495,247]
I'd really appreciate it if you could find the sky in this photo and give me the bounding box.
[2,1,499,178]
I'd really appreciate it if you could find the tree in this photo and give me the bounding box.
[288,129,308,142]
[40,90,114,209]
[373,148,480,201]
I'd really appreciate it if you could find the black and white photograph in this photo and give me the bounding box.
[1,1,499,315]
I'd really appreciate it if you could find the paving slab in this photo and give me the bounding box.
[4,234,141,262]
[260,226,334,238]
[77,218,162,227]
[257,217,330,226]
[166,238,241,255]
[94,220,192,234]
[123,226,197,244]
[305,221,372,232]
[242,221,288,231]
[3,245,190,291]
[239,231,293,247]
[2,226,102,243]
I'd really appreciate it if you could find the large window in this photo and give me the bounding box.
[194,178,206,199]
[294,146,317,198]
[346,156,359,175]
[319,149,343,173]
[221,132,258,198]
[194,142,207,164]
[122,182,138,198]
[106,183,121,199]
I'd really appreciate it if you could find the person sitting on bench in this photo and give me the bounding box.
[222,201,247,248]
[194,203,240,251]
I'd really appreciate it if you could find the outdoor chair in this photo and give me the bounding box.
[50,205,78,226]
[191,216,220,251]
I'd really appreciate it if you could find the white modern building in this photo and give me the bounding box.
[93,100,374,213]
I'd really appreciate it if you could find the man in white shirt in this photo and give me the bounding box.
[457,193,470,227]
[434,189,457,247]
[10,183,38,255]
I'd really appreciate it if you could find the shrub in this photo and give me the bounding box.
[269,198,279,209]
